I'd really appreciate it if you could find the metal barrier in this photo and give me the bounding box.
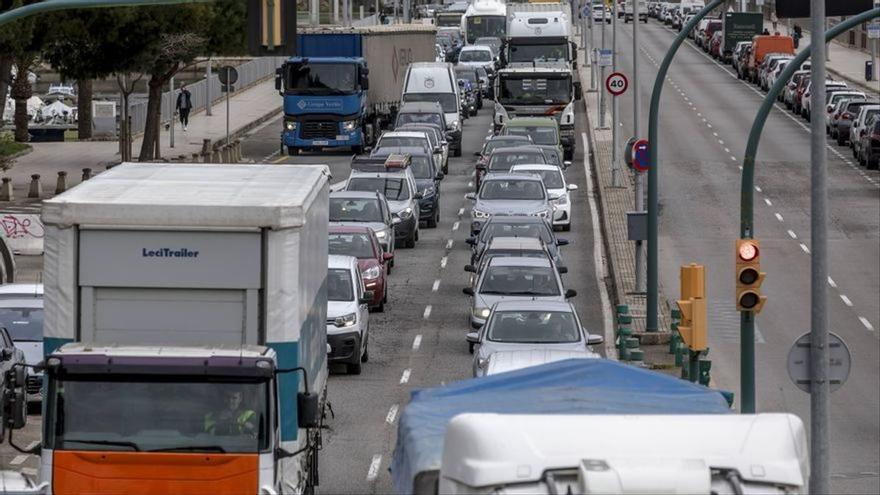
[127,57,283,135]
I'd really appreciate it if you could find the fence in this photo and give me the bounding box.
[127,57,283,135]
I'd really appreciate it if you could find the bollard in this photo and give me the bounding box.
[235,140,243,162]
[668,326,680,354]
[223,146,233,163]
[617,313,633,325]
[674,342,687,367]
[671,307,681,321]
[210,149,221,163]
[627,349,645,363]
[28,174,42,199]
[615,304,629,315]
[81,168,92,181]
[55,171,68,195]
[698,358,712,386]
[0,178,13,201]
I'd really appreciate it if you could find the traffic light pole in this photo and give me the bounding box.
[737,7,880,416]
[646,0,724,332]
[0,0,217,27]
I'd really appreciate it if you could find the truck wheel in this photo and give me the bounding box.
[564,149,574,161]
[288,146,300,156]
[454,146,462,157]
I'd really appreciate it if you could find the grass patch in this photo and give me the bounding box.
[0,139,29,158]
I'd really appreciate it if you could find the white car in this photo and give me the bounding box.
[510,164,578,231]
[0,283,44,402]
[457,45,495,74]
[851,105,880,157]
[326,255,371,375]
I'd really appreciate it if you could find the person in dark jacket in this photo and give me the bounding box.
[176,83,192,131]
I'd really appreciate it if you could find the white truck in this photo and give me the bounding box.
[32,163,330,495]
[461,0,508,44]
[440,413,809,494]
[506,3,575,70]
[624,1,648,23]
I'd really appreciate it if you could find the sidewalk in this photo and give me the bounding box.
[3,76,283,203]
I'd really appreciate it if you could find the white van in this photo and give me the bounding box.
[402,62,463,156]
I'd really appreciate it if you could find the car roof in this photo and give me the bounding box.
[460,45,492,52]
[328,254,359,270]
[483,173,544,182]
[380,131,430,139]
[331,190,383,200]
[492,299,572,312]
[487,236,545,249]
[329,225,374,235]
[372,146,430,158]
[484,215,547,226]
[0,283,43,297]
[399,123,442,132]
[511,164,560,172]
[487,256,552,268]
[398,101,444,113]
[487,135,532,143]
[490,146,545,155]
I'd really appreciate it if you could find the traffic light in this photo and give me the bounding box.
[735,238,766,313]
[677,263,707,352]
[247,0,297,56]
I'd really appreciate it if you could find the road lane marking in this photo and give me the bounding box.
[458,207,465,216]
[367,455,382,481]
[400,368,411,384]
[432,279,440,292]
[21,468,37,477]
[412,334,422,350]
[839,294,853,307]
[452,221,460,231]
[385,404,399,424]
[731,156,737,161]
[775,213,784,222]
[859,317,874,331]
[724,147,730,153]
[582,132,617,359]
[800,243,810,254]
[10,455,27,466]
[271,155,287,164]
[764,198,773,206]
[440,256,447,268]
[713,132,719,137]
[467,181,473,188]
[755,186,762,192]
[446,239,454,249]
[787,230,797,239]
[827,277,837,288]
[423,305,432,319]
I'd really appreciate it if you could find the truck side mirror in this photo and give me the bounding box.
[297,391,319,429]
[360,75,370,91]
[274,68,282,92]
[574,82,583,101]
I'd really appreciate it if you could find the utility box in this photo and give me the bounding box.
[626,211,647,241]
[866,60,874,82]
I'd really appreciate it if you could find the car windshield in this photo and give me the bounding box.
[397,112,443,127]
[403,93,459,114]
[487,310,580,343]
[329,233,375,259]
[46,379,269,453]
[484,139,531,155]
[481,222,552,244]
[480,179,545,200]
[328,268,355,301]
[455,69,477,82]
[479,265,560,296]
[287,62,357,94]
[330,198,384,223]
[460,49,493,62]
[499,77,572,105]
[377,136,429,150]
[519,169,564,189]
[0,306,43,341]
[408,156,434,179]
[488,151,546,172]
[348,177,410,201]
[504,126,558,145]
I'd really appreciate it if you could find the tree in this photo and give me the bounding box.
[0,0,47,142]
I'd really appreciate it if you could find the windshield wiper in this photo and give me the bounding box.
[505,290,556,296]
[62,439,141,451]
[150,445,227,453]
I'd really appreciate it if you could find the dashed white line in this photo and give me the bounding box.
[712,132,719,137]
[828,276,837,288]
[787,229,797,239]
[20,468,37,477]
[446,239,454,249]
[755,186,763,193]
[440,256,447,268]
[385,404,399,424]
[458,207,465,216]
[800,243,810,254]
[423,305,432,319]
[367,455,382,481]
[718,140,724,145]
[432,279,440,292]
[412,334,422,350]
[724,147,730,153]
[467,181,473,188]
[764,198,773,206]
[9,455,27,466]
[840,294,853,307]
[400,368,411,384]
[731,156,737,161]
[859,317,875,331]
[775,212,784,222]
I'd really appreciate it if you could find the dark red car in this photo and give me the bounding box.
[328,226,392,312]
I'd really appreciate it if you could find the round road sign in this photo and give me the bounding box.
[606,72,628,96]
[786,331,851,394]
[632,139,649,172]
[218,65,238,85]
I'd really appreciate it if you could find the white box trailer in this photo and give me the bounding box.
[38,163,331,494]
[440,413,809,494]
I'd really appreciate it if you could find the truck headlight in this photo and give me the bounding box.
[334,312,357,328]
[472,209,490,219]
[398,207,413,219]
[342,119,358,132]
[284,120,297,131]
[362,266,381,280]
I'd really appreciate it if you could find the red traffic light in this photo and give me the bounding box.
[738,241,759,262]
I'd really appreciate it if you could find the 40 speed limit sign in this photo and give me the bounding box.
[606,72,628,96]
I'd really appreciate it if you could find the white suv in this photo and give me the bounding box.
[326,255,371,375]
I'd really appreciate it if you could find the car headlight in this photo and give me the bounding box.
[473,307,490,319]
[334,312,357,328]
[536,209,551,218]
[342,119,358,132]
[421,186,435,198]
[375,230,387,239]
[554,194,568,206]
[398,207,413,219]
[284,120,297,131]
[451,120,461,132]
[362,266,381,280]
[472,209,490,219]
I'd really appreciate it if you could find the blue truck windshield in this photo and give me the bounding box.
[288,63,357,93]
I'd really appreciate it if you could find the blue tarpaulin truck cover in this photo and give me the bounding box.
[390,358,732,493]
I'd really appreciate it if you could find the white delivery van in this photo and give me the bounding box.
[440,413,809,494]
[402,62,463,156]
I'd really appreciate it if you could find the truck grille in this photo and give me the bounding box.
[301,121,337,140]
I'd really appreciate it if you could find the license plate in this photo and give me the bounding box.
[312,140,329,146]
[336,135,349,141]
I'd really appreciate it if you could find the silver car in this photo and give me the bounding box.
[329,191,400,261]
[0,283,44,402]
[467,300,603,376]
[463,256,575,331]
[466,174,553,234]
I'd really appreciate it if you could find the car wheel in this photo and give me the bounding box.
[562,223,571,232]
[352,145,364,154]
[469,342,475,354]
[869,157,879,170]
[564,149,574,161]
[406,232,416,248]
[837,134,846,146]
[361,335,369,362]
[348,361,362,375]
[454,146,462,157]
[427,208,438,228]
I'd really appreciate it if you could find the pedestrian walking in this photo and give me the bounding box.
[771,12,778,33]
[176,83,192,131]
[793,24,802,49]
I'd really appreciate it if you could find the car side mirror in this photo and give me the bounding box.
[0,347,11,362]
[587,333,604,345]
[383,252,394,262]
[557,266,568,274]
[565,289,578,299]
[574,81,583,101]
[436,172,445,180]
[464,264,476,273]
[567,183,578,191]
[563,161,572,169]
[473,151,482,157]
[462,287,475,296]
[556,238,569,246]
[434,146,442,154]
[392,217,402,226]
[466,236,477,246]
[413,192,424,199]
[360,291,374,304]
[466,332,480,344]
[465,192,476,200]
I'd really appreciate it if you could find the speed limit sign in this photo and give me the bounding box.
[606,72,629,96]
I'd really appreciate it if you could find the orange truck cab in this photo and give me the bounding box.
[746,35,794,83]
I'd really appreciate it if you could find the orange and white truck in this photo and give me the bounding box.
[745,34,795,83]
[20,163,331,494]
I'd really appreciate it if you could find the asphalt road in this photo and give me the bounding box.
[595,18,879,493]
[241,103,606,493]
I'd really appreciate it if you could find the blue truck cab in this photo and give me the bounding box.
[277,55,370,155]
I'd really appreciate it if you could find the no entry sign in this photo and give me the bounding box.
[632,139,649,172]
[606,72,628,96]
